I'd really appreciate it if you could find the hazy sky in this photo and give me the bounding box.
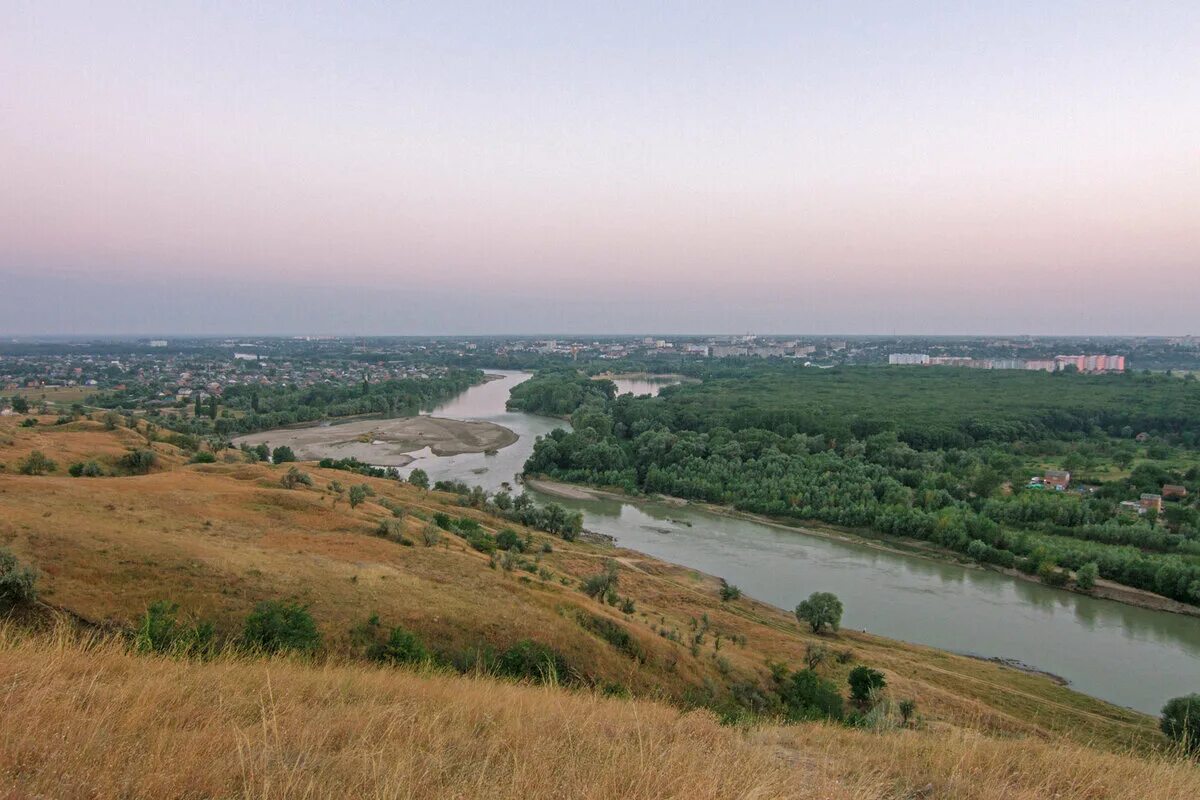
[2,1,1197,336]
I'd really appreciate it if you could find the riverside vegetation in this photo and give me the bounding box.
[519,364,1200,606]
[85,367,487,438]
[2,398,1200,797]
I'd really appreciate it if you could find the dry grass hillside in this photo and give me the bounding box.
[2,627,1198,800]
[1,415,1196,798]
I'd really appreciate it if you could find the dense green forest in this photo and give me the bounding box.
[519,365,1200,604]
[88,369,485,438]
[506,368,618,416]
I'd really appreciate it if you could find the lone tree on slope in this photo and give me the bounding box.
[795,591,843,634]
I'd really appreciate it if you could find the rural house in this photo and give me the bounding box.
[1044,470,1071,491]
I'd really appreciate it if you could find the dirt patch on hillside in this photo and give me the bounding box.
[233,416,518,466]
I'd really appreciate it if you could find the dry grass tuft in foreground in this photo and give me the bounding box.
[0,626,1196,800]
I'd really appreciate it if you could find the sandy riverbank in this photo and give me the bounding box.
[233,416,518,467]
[524,476,1200,618]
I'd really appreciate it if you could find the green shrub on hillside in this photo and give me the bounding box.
[779,669,844,721]
[494,639,570,684]
[0,549,37,611]
[280,466,313,489]
[368,626,430,665]
[134,601,215,656]
[848,665,887,703]
[120,449,158,474]
[1161,694,1200,753]
[240,601,320,654]
[582,559,620,600]
[18,450,56,475]
[495,528,523,551]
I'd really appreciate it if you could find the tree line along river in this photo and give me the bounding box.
[387,370,1199,715]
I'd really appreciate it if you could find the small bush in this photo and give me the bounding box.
[496,528,523,551]
[582,559,619,600]
[465,530,497,553]
[240,601,321,654]
[495,639,570,684]
[190,451,217,464]
[1037,560,1069,587]
[134,601,215,656]
[1076,562,1099,591]
[368,625,430,665]
[0,549,37,610]
[848,665,887,703]
[376,518,407,540]
[780,668,844,721]
[18,450,56,475]
[19,418,37,428]
[120,449,158,475]
[898,698,917,726]
[348,484,368,508]
[454,517,482,534]
[421,524,441,547]
[80,460,104,477]
[804,643,828,670]
[1161,694,1200,753]
[719,581,742,602]
[271,446,296,463]
[280,466,314,489]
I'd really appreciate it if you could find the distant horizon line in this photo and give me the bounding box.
[2,332,1195,341]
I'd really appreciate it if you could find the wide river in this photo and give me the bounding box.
[401,371,1199,714]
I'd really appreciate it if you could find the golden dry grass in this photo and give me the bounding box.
[0,627,1195,800]
[0,418,1170,757]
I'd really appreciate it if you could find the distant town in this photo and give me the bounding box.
[888,353,1126,373]
[2,334,1198,411]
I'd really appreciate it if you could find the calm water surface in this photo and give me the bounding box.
[608,375,681,396]
[402,371,1199,714]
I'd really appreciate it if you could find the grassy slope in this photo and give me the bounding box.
[0,417,1194,797]
[2,630,1198,800]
